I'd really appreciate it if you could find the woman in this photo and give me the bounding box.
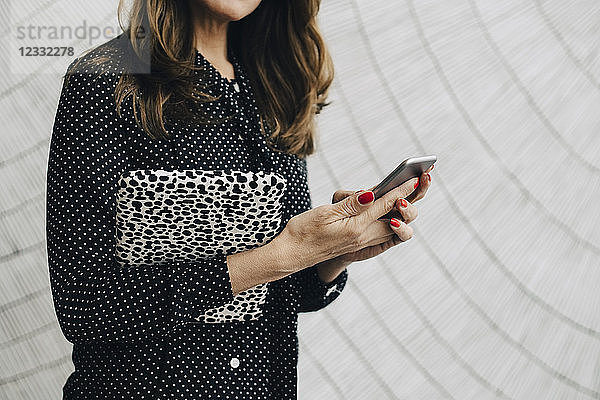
[46,0,433,398]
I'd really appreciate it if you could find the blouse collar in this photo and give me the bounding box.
[193,46,278,172]
[193,46,246,91]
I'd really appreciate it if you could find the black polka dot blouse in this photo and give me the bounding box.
[46,36,348,399]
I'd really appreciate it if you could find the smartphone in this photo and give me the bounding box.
[372,155,437,199]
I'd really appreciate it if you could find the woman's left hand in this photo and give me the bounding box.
[316,166,434,282]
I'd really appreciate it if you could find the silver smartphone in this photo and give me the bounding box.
[372,155,437,199]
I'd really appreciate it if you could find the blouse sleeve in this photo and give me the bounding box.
[46,59,236,345]
[294,158,349,313]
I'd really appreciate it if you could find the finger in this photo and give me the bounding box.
[395,197,418,224]
[377,209,403,220]
[406,171,431,203]
[332,190,355,203]
[389,218,414,242]
[381,234,406,250]
[360,235,401,259]
[333,182,379,204]
[390,234,404,246]
[360,177,419,222]
[381,234,405,250]
[363,234,405,257]
[360,232,396,249]
[357,219,396,247]
[330,190,375,219]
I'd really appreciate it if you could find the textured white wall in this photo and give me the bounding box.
[1,1,600,399]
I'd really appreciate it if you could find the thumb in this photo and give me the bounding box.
[331,189,356,204]
[332,190,375,218]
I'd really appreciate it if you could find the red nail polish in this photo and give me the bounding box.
[358,191,374,205]
[390,218,401,228]
[400,199,408,208]
[427,173,431,182]
[414,178,419,189]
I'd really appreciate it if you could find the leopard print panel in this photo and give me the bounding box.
[114,169,287,323]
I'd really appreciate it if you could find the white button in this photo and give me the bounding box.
[230,357,240,369]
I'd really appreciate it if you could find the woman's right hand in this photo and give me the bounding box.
[275,176,421,272]
[226,175,422,295]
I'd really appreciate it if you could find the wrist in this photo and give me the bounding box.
[226,233,298,295]
[266,227,312,275]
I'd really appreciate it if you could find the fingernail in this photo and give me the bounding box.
[390,218,401,228]
[431,164,434,170]
[400,198,408,208]
[358,191,374,205]
[414,178,419,189]
[427,173,431,182]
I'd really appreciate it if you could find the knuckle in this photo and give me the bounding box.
[339,200,358,216]
[383,196,396,212]
[391,183,411,200]
[403,226,414,241]
[313,205,327,217]
[410,206,419,221]
[394,224,412,242]
[312,205,330,223]
[332,190,347,203]
[402,178,418,196]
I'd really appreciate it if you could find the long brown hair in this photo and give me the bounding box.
[83,0,334,157]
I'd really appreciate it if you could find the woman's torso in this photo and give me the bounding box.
[63,36,312,399]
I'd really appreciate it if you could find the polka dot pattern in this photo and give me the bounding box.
[46,36,348,399]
